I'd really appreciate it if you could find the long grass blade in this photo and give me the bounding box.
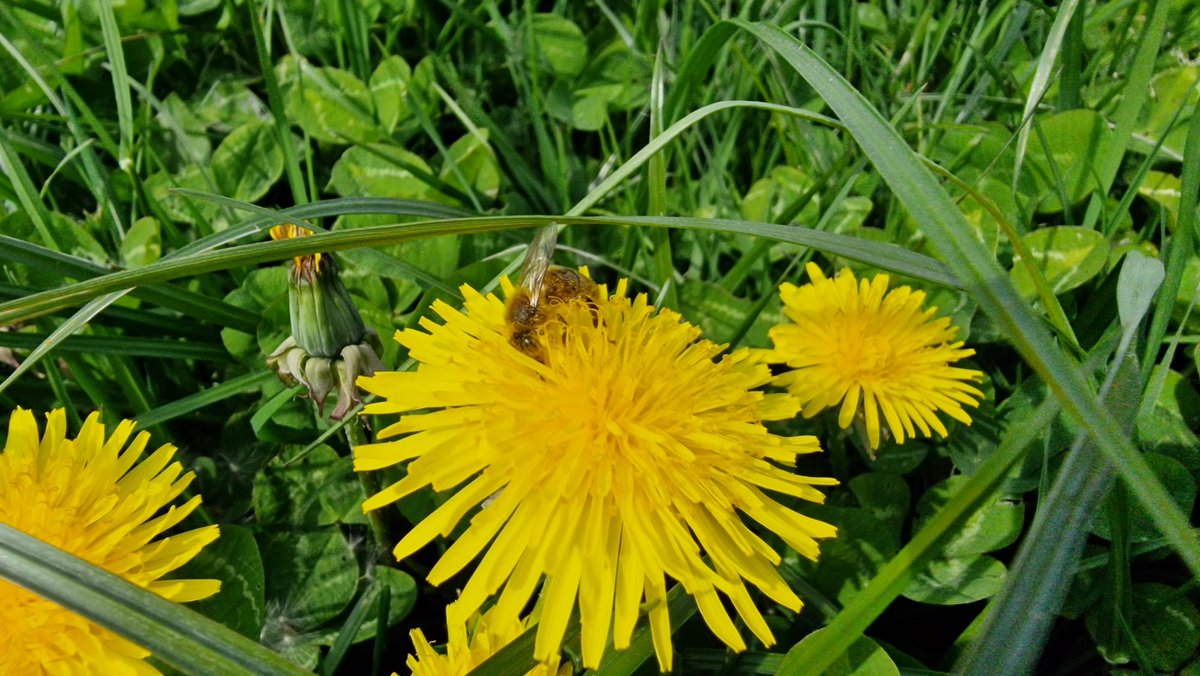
[135,371,276,428]
[1010,0,1081,192]
[0,523,306,675]
[0,213,957,326]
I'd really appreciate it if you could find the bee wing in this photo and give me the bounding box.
[519,223,559,306]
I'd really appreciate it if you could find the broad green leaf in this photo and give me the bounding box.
[1138,66,1199,157]
[847,473,910,532]
[439,130,500,202]
[144,166,222,229]
[854,4,888,33]
[1086,582,1200,669]
[913,476,1024,557]
[1136,366,1200,474]
[176,525,266,639]
[179,0,221,16]
[903,555,1007,605]
[1010,226,1110,299]
[677,279,783,347]
[869,442,927,475]
[276,0,338,61]
[1092,453,1197,542]
[576,40,652,111]
[195,81,269,129]
[328,145,433,200]
[157,92,212,165]
[1130,583,1200,672]
[799,507,900,606]
[311,567,418,646]
[120,216,161,268]
[369,55,412,133]
[958,175,1014,256]
[259,528,358,634]
[825,196,873,235]
[1116,250,1165,331]
[740,166,815,223]
[251,380,319,445]
[283,62,380,145]
[257,293,291,360]
[220,267,287,362]
[1024,110,1112,213]
[1137,171,1183,229]
[46,211,108,264]
[253,446,368,527]
[790,629,899,676]
[528,14,587,78]
[213,120,284,202]
[570,94,608,131]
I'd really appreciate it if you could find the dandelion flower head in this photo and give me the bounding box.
[407,602,569,676]
[0,408,220,674]
[769,263,985,449]
[356,276,837,671]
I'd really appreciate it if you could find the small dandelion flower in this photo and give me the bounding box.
[0,408,220,673]
[407,603,570,676]
[769,263,985,450]
[356,278,837,671]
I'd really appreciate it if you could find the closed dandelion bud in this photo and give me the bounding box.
[265,224,385,420]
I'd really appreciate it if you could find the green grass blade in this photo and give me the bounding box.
[570,101,840,217]
[0,131,61,250]
[957,345,1142,674]
[168,195,473,257]
[0,523,306,675]
[250,2,308,206]
[1082,0,1170,230]
[1143,89,1200,369]
[95,0,133,186]
[0,235,258,332]
[733,19,1200,580]
[1010,0,1081,192]
[928,162,1080,351]
[0,333,228,361]
[0,291,234,394]
[0,295,130,396]
[171,190,462,294]
[0,213,957,326]
[321,574,381,676]
[646,47,678,308]
[593,587,697,674]
[135,371,275,428]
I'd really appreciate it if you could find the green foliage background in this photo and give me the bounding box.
[1,0,1199,674]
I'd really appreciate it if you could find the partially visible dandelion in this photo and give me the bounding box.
[356,277,837,671]
[0,408,220,674]
[769,263,985,450]
[407,603,570,676]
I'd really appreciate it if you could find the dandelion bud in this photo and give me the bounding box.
[265,224,385,419]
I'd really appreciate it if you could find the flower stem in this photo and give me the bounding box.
[343,420,393,552]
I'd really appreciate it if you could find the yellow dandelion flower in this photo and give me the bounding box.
[769,263,985,450]
[356,278,838,671]
[0,408,221,674]
[407,603,570,676]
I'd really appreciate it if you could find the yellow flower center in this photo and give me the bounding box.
[840,331,895,375]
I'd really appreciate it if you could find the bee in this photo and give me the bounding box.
[506,226,598,363]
